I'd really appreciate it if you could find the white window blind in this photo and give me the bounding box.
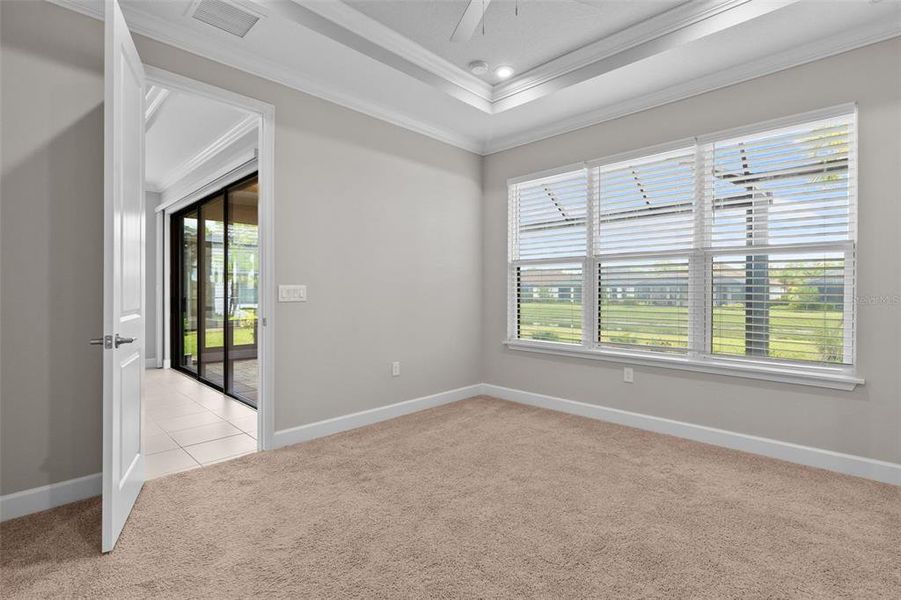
[704,114,855,365]
[595,147,696,255]
[509,168,588,345]
[593,147,697,353]
[711,252,850,364]
[508,107,857,379]
[515,264,583,344]
[706,118,854,248]
[598,258,690,352]
[510,169,588,261]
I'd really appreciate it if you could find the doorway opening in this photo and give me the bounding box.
[141,68,273,480]
[170,173,260,408]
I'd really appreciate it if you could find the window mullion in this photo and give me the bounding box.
[507,184,518,341]
[688,141,708,359]
[584,166,597,349]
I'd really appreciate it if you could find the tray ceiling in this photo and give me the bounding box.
[51,0,901,154]
[344,0,688,85]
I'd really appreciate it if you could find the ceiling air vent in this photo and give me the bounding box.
[190,0,260,38]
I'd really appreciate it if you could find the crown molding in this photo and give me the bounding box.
[292,1,792,113]
[296,0,493,101]
[146,114,257,193]
[47,0,103,19]
[490,0,797,113]
[263,1,492,112]
[143,85,170,130]
[46,0,900,156]
[48,0,485,153]
[482,20,901,155]
[493,0,749,101]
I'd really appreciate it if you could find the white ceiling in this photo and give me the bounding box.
[54,0,901,154]
[144,87,250,191]
[345,0,688,84]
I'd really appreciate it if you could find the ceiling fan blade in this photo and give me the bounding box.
[451,0,494,42]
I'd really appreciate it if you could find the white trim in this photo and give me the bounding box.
[492,0,749,101]
[144,65,271,115]
[504,340,863,391]
[147,114,257,193]
[299,0,492,100]
[257,92,276,453]
[4,382,896,521]
[153,210,163,368]
[507,161,588,186]
[47,0,483,153]
[159,154,257,212]
[143,85,170,129]
[144,66,276,454]
[694,102,857,145]
[482,384,900,486]
[144,357,159,368]
[271,385,483,449]
[1,473,101,522]
[483,23,900,154]
[490,0,796,113]
[46,0,900,155]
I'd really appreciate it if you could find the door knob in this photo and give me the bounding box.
[114,334,137,348]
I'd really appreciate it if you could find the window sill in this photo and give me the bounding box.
[503,340,864,391]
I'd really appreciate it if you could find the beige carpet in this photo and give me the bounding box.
[2,397,899,599]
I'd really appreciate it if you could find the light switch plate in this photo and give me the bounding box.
[278,284,307,302]
[623,367,634,383]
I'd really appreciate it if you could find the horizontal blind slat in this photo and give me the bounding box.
[514,263,583,345]
[512,169,588,261]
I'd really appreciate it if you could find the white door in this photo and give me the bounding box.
[101,0,146,553]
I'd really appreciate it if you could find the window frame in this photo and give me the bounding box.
[505,105,862,391]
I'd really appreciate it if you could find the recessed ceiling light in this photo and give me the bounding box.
[495,65,515,80]
[468,60,489,75]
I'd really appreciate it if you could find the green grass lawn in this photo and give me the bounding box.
[183,325,256,358]
[518,302,844,363]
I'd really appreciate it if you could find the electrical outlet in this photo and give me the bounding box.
[391,361,400,377]
[623,367,634,383]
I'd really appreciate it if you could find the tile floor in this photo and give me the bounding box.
[143,368,258,479]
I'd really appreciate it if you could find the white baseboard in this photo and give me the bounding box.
[145,357,160,368]
[162,359,171,369]
[1,473,101,522]
[272,384,483,449]
[482,383,901,486]
[4,382,896,522]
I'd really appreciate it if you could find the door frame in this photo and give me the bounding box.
[146,66,275,452]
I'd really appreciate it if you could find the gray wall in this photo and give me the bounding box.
[482,38,901,464]
[1,1,105,495]
[1,0,898,498]
[0,1,482,495]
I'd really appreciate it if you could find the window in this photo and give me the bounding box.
[507,108,858,386]
[509,168,588,345]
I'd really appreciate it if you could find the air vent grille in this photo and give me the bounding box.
[191,0,260,38]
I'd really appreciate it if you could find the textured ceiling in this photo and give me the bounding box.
[345,0,687,83]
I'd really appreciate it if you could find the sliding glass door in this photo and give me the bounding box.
[172,173,259,407]
[225,179,260,405]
